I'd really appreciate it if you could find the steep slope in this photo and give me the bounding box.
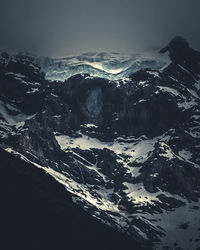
[1,37,200,249]
[1,148,143,250]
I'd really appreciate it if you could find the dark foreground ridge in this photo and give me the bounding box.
[1,148,147,250]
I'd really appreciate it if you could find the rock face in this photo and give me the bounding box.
[1,38,200,249]
[81,87,103,123]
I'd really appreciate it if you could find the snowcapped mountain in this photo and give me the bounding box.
[1,37,200,250]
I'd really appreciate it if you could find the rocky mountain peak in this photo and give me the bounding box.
[160,36,200,77]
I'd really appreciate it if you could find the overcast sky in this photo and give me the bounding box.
[0,0,200,56]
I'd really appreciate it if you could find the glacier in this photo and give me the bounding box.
[37,51,170,82]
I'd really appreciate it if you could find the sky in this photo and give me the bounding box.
[0,0,200,57]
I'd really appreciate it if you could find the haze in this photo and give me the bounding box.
[0,0,200,57]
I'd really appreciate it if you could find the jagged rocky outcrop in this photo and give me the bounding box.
[160,36,200,76]
[0,37,200,250]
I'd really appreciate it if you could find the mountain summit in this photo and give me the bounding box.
[160,36,200,75]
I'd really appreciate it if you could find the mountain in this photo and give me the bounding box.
[0,37,200,250]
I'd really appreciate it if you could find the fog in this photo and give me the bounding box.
[0,0,200,56]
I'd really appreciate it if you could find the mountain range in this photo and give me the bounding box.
[0,36,200,250]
